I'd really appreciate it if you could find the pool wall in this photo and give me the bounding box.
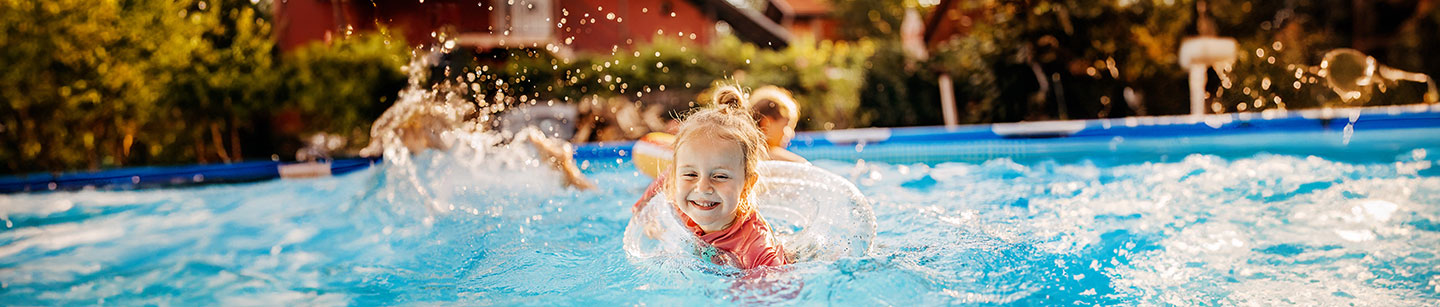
[5,105,1439,193]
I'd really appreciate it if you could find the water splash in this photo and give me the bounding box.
[347,48,598,220]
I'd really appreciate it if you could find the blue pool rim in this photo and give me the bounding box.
[4,105,1439,194]
[0,157,380,194]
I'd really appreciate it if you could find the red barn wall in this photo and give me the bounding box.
[277,0,717,54]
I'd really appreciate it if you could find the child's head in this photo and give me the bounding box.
[669,86,769,233]
[746,86,800,148]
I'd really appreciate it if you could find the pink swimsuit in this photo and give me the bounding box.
[678,207,787,269]
[633,174,788,269]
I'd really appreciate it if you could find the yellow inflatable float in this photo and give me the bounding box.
[631,132,675,178]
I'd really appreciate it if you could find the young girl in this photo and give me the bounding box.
[656,87,788,269]
[745,86,809,164]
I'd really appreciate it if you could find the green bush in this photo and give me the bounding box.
[0,0,409,174]
[165,0,279,164]
[1,0,209,173]
[280,30,410,152]
[711,36,876,129]
[434,35,875,130]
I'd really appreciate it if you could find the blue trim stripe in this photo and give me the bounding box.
[1,158,380,193]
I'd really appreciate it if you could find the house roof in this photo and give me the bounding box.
[689,0,793,49]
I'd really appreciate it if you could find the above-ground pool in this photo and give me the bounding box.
[3,107,1440,305]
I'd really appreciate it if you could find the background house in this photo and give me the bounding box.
[275,0,792,54]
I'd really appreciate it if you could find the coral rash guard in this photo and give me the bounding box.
[630,173,787,269]
[678,208,788,270]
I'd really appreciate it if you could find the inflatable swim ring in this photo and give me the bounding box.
[632,132,675,179]
[623,161,876,264]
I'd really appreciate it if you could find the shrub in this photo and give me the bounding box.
[279,30,411,153]
[1,0,211,173]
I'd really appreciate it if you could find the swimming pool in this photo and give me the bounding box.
[3,107,1440,305]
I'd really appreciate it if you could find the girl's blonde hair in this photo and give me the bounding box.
[746,86,799,126]
[669,86,769,217]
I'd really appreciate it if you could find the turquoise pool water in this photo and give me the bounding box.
[3,128,1440,305]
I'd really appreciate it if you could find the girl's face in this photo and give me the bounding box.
[759,116,795,148]
[672,133,748,233]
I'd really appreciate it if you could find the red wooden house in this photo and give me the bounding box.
[274,0,793,54]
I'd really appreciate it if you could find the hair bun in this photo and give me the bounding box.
[712,86,746,109]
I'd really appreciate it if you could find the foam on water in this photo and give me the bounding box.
[826,153,1440,305]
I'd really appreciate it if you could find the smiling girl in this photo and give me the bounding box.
[662,87,788,269]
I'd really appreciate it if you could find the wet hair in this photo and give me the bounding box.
[746,86,799,127]
[710,85,746,109]
[669,85,769,216]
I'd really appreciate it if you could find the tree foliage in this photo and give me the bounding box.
[846,0,1440,124]
[0,0,409,175]
[1,0,206,173]
[433,34,875,131]
[281,31,410,150]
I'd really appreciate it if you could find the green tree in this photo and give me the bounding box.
[0,0,203,173]
[165,0,279,164]
[280,30,410,150]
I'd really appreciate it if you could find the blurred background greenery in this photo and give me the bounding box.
[2,0,1438,174]
[1,0,409,174]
